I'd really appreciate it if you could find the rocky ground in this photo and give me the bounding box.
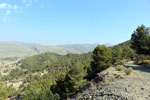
[71,62,150,100]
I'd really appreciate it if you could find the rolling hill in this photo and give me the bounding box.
[0,41,102,59]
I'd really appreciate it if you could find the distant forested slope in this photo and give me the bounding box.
[20,52,92,72]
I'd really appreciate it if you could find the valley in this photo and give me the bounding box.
[1,25,150,100]
[0,0,149,100]
[0,39,134,100]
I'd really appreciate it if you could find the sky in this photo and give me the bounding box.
[0,0,150,45]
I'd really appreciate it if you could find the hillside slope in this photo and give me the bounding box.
[58,44,99,53]
[0,42,98,59]
[71,62,150,100]
[0,42,37,58]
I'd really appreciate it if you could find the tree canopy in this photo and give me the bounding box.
[131,25,150,55]
[89,45,112,78]
[53,62,87,99]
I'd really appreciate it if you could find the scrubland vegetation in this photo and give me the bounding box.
[0,25,150,100]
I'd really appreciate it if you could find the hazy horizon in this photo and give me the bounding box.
[0,40,115,47]
[0,0,150,45]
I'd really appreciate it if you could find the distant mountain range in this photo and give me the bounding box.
[0,41,113,59]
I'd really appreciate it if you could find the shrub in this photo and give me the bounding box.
[136,60,143,65]
[7,85,19,98]
[115,65,126,71]
[114,60,123,65]
[115,65,133,75]
[0,83,8,100]
[135,54,150,65]
[127,57,131,62]
[142,60,150,67]
[23,84,60,100]
[142,60,150,64]
[125,67,133,75]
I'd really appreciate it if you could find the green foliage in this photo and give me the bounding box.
[0,82,8,100]
[0,83,19,99]
[135,54,150,65]
[111,45,122,63]
[131,25,150,55]
[20,53,61,71]
[115,65,133,75]
[23,86,60,100]
[23,78,60,100]
[115,65,126,71]
[89,45,112,78]
[7,85,19,98]
[122,46,135,59]
[142,60,150,64]
[20,52,92,72]
[111,43,135,64]
[65,62,87,94]
[135,55,150,67]
[0,52,91,100]
[53,62,87,99]
[125,67,133,75]
[23,62,87,99]
[142,60,150,67]
[21,51,91,99]
[38,88,60,100]
[23,74,41,84]
[0,68,24,81]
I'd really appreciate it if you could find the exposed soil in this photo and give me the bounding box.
[71,62,150,100]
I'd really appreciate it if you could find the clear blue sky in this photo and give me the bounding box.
[0,0,150,45]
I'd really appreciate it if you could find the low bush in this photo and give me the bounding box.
[142,60,150,67]
[142,60,150,64]
[135,55,150,65]
[136,60,143,65]
[115,65,133,75]
[125,67,133,75]
[115,65,126,71]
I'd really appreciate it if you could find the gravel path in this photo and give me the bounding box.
[71,62,150,100]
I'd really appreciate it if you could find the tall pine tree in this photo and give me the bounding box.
[131,25,150,55]
[89,45,112,78]
[54,62,87,99]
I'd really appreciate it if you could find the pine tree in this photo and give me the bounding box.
[131,25,150,54]
[55,62,87,99]
[111,45,122,63]
[66,62,87,91]
[89,45,112,78]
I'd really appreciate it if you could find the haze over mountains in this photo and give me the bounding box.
[0,41,113,59]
